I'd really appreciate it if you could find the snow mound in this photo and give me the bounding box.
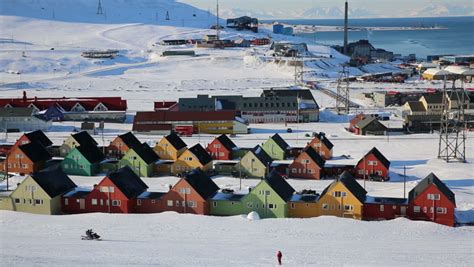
[247,211,260,221]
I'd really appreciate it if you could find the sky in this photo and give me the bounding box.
[179,0,474,18]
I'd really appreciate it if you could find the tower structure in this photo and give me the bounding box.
[343,0,349,55]
[336,65,350,114]
[437,77,467,162]
[216,0,220,40]
[166,11,170,20]
[97,0,104,15]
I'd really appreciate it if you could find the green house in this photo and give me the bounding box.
[262,134,290,160]
[61,144,105,176]
[210,190,246,216]
[237,146,273,178]
[119,143,159,177]
[240,171,295,218]
[0,166,76,215]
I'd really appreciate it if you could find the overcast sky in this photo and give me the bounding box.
[180,0,473,18]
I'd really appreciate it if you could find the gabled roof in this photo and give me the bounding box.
[188,144,213,166]
[408,173,455,205]
[290,193,319,203]
[18,142,51,163]
[24,130,53,148]
[133,143,159,165]
[76,144,105,164]
[356,117,387,130]
[165,132,187,150]
[118,132,142,150]
[406,101,427,112]
[71,131,98,146]
[106,166,149,199]
[264,170,295,201]
[215,134,237,151]
[357,147,390,169]
[184,169,219,199]
[314,132,333,150]
[421,93,444,104]
[270,134,290,150]
[301,146,325,168]
[251,145,273,166]
[0,107,35,117]
[320,171,367,204]
[30,166,76,198]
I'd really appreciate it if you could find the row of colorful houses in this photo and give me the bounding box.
[0,166,457,227]
[0,130,390,182]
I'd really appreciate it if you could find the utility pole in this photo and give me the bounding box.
[343,0,349,55]
[336,65,350,114]
[216,0,220,40]
[97,0,104,15]
[403,166,406,199]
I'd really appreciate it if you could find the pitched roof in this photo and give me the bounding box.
[106,166,149,199]
[184,169,219,199]
[302,146,325,168]
[76,144,105,164]
[216,134,237,151]
[24,130,53,148]
[270,134,290,150]
[264,170,295,201]
[134,143,159,164]
[71,131,98,146]
[118,132,142,150]
[165,132,187,150]
[406,101,427,112]
[18,142,51,163]
[320,171,367,203]
[315,132,333,150]
[188,144,213,165]
[358,147,390,169]
[251,145,273,166]
[422,93,444,104]
[408,173,455,205]
[30,166,76,198]
[356,116,387,130]
[0,107,35,117]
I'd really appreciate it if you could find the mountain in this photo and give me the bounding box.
[411,3,474,17]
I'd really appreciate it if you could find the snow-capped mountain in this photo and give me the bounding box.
[411,3,474,17]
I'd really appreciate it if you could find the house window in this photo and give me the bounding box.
[151,200,156,204]
[91,199,98,205]
[176,201,180,207]
[301,159,310,164]
[100,199,104,206]
[213,201,217,207]
[247,202,253,208]
[219,152,224,157]
[137,199,142,206]
[436,207,447,214]
[34,199,43,205]
[427,194,440,200]
[167,200,173,207]
[112,200,121,206]
[64,198,69,205]
[214,144,221,148]
[253,168,258,172]
[292,168,297,173]
[344,205,353,211]
[185,157,193,161]
[26,185,37,192]
[414,206,421,213]
[376,170,383,176]
[380,205,384,212]
[333,191,342,197]
[322,204,329,210]
[268,204,274,209]
[368,161,378,166]
[187,201,196,207]
[14,198,21,204]
[179,188,191,194]
[21,164,28,169]
[308,169,314,174]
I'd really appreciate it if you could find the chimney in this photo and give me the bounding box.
[22,91,27,102]
[343,0,349,55]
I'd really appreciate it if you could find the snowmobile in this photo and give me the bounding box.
[81,229,101,241]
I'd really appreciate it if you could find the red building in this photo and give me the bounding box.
[407,173,456,227]
[154,101,179,111]
[251,38,271,46]
[348,114,367,133]
[288,146,325,180]
[207,134,237,160]
[354,147,390,181]
[161,169,219,215]
[134,192,166,213]
[363,197,408,221]
[1,142,51,175]
[107,132,142,159]
[62,166,149,214]
[306,132,334,160]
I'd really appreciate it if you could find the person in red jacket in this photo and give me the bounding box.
[276,250,282,265]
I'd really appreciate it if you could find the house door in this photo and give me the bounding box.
[400,206,406,216]
[79,199,85,210]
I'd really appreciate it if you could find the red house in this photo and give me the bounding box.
[12,130,53,151]
[62,166,149,214]
[349,114,367,133]
[161,169,219,215]
[407,173,456,227]
[364,197,408,221]
[134,192,166,213]
[107,132,142,159]
[354,147,390,181]
[306,132,334,160]
[1,142,51,175]
[207,134,237,160]
[288,146,325,180]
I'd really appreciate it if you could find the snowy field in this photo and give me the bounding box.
[1,0,473,266]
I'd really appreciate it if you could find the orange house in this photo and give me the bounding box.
[171,144,213,175]
[306,132,334,160]
[1,142,51,175]
[107,132,142,159]
[12,130,53,151]
[161,169,219,215]
[288,190,320,218]
[288,146,325,180]
[154,133,187,160]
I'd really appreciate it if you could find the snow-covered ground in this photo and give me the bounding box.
[1,0,473,266]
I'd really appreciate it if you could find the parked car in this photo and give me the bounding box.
[287,128,293,133]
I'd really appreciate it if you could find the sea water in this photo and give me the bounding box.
[268,16,474,59]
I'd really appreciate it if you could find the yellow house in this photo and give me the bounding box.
[59,131,98,157]
[317,171,367,220]
[171,144,213,175]
[154,133,187,160]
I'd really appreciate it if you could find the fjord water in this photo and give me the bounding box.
[274,16,474,59]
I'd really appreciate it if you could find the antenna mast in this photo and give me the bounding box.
[216,0,220,40]
[97,0,104,15]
